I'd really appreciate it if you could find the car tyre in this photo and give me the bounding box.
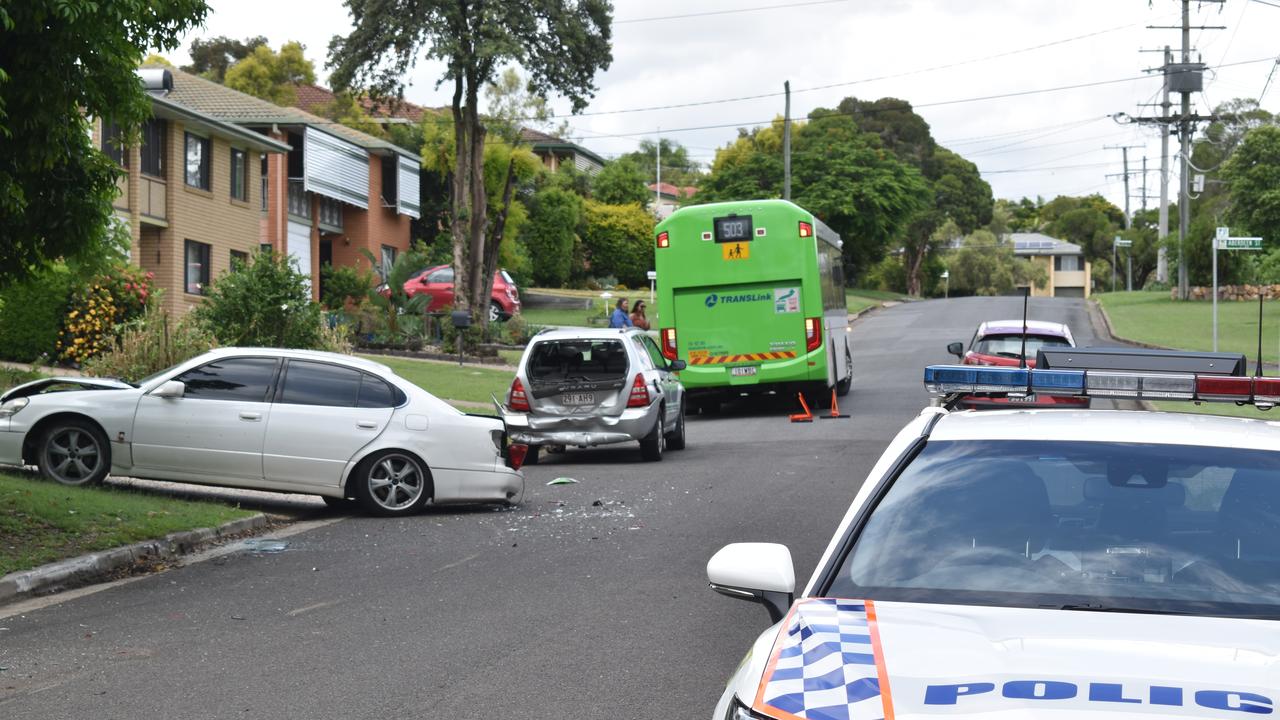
[38,418,110,487]
[524,446,540,465]
[640,412,665,462]
[665,401,687,450]
[353,450,431,517]
[836,349,853,397]
[489,301,504,323]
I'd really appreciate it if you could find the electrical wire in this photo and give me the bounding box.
[614,0,850,25]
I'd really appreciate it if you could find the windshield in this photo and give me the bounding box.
[973,333,1070,358]
[526,339,628,383]
[827,440,1280,618]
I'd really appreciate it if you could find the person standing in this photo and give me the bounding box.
[609,298,633,328]
[629,300,651,330]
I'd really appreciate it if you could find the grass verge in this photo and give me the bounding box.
[0,471,255,576]
[1149,400,1280,421]
[1097,291,1280,365]
[360,354,514,405]
[1,367,44,392]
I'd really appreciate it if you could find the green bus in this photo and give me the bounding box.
[653,199,852,411]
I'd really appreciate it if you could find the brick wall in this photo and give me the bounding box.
[330,154,412,280]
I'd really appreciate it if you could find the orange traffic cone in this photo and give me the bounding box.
[789,392,814,423]
[822,389,849,419]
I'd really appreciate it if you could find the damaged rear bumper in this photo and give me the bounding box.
[499,405,659,448]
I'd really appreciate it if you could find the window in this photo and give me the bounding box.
[428,267,454,283]
[279,361,362,407]
[1055,255,1081,272]
[230,250,249,270]
[230,148,248,201]
[973,334,1071,358]
[527,339,629,383]
[184,132,210,190]
[140,119,165,177]
[357,376,400,408]
[318,196,344,230]
[260,243,274,255]
[380,156,398,206]
[101,120,127,167]
[174,358,278,402]
[185,240,210,294]
[380,245,397,279]
[260,154,269,211]
[641,336,667,368]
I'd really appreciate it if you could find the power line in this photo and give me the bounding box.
[983,161,1121,175]
[615,0,850,24]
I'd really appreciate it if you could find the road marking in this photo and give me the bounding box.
[286,600,341,617]
[435,553,481,573]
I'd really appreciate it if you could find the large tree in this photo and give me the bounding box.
[619,138,702,188]
[0,0,208,286]
[328,0,612,327]
[183,35,267,83]
[224,41,317,106]
[1224,125,1280,246]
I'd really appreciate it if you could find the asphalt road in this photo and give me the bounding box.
[0,296,1113,719]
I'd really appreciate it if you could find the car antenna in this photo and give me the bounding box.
[1019,286,1030,370]
[1257,290,1265,378]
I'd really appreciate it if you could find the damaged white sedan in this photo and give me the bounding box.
[0,348,527,516]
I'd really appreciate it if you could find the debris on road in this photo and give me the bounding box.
[242,539,289,553]
[546,477,578,486]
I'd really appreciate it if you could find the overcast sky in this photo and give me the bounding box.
[165,0,1280,212]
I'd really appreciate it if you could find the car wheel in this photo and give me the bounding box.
[489,301,504,323]
[836,349,853,397]
[38,419,110,487]
[665,401,687,450]
[640,412,665,462]
[353,451,431,517]
[321,495,358,511]
[524,446,540,465]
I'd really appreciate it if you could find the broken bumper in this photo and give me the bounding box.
[500,405,659,448]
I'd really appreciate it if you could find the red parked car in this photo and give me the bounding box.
[403,265,522,322]
[946,319,1090,409]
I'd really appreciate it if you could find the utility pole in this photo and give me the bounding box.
[783,81,792,202]
[655,127,661,217]
[1105,145,1143,229]
[1157,46,1172,283]
[1141,156,1148,212]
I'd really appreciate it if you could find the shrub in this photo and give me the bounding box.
[83,302,217,382]
[192,251,324,348]
[523,187,581,287]
[320,263,376,310]
[57,265,154,365]
[0,264,74,362]
[580,200,655,288]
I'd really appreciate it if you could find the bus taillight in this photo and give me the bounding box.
[661,327,677,360]
[805,317,822,352]
[799,221,813,238]
[656,231,670,248]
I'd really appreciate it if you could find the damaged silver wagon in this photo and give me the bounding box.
[499,328,687,463]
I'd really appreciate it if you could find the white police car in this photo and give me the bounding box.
[709,348,1280,719]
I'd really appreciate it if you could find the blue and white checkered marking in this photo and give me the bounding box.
[758,599,884,720]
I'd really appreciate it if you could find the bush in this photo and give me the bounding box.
[192,251,324,348]
[320,263,376,310]
[83,302,217,382]
[57,265,154,365]
[580,200,655,288]
[523,187,582,287]
[0,264,74,363]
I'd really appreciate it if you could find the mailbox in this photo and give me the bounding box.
[451,310,472,328]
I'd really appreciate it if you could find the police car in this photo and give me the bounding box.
[709,348,1280,719]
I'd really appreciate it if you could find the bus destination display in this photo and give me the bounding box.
[713,215,754,243]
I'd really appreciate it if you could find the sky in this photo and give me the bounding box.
[162,0,1280,212]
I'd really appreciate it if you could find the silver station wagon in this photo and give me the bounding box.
[500,327,687,463]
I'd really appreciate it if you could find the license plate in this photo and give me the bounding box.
[730,366,758,377]
[1008,394,1038,403]
[561,392,595,406]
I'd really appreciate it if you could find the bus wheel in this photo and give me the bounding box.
[693,397,720,415]
[836,350,853,397]
[802,382,830,410]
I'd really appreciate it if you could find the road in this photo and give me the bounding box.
[0,297,1111,719]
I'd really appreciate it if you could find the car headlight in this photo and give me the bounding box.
[726,698,770,720]
[0,397,29,418]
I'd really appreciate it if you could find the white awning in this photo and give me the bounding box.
[397,155,421,219]
[304,127,369,209]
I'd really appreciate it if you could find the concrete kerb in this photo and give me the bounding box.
[0,513,271,605]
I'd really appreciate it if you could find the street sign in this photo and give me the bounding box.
[1217,237,1263,251]
[646,270,657,281]
[1217,226,1230,241]
[1115,239,1132,248]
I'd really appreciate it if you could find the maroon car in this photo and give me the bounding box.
[946,319,1090,409]
[404,265,521,322]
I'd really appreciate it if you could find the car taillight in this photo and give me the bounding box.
[627,374,651,408]
[656,231,669,248]
[506,443,529,471]
[805,317,822,352]
[508,377,531,412]
[799,221,813,238]
[660,327,677,360]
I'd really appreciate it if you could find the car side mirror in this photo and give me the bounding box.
[151,380,185,399]
[946,342,965,360]
[707,543,795,624]
[668,359,687,371]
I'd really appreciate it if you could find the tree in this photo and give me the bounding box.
[1224,125,1280,244]
[592,158,650,206]
[580,200,655,287]
[224,41,316,106]
[183,35,267,82]
[313,91,386,139]
[523,187,582,287]
[0,0,208,287]
[143,54,175,68]
[947,230,1046,296]
[192,251,324,348]
[619,138,702,187]
[329,0,613,330]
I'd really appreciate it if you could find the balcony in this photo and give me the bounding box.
[317,195,344,233]
[287,179,310,220]
[140,175,166,222]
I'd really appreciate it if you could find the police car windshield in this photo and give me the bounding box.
[829,440,1280,618]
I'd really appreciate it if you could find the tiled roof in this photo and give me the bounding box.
[520,127,563,145]
[291,83,433,123]
[291,83,337,115]
[648,182,697,199]
[157,68,419,160]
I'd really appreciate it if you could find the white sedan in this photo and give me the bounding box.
[709,350,1280,719]
[0,348,526,516]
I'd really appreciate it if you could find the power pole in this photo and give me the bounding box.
[655,127,661,216]
[783,81,792,202]
[1105,145,1143,229]
[1157,46,1172,283]
[1141,156,1148,212]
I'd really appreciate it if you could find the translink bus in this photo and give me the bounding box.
[653,199,852,412]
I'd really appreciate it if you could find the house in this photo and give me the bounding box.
[520,128,605,176]
[1010,232,1091,298]
[647,182,697,219]
[156,68,423,302]
[99,68,291,318]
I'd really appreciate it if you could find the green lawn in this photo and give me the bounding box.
[1097,291,1280,366]
[846,288,910,303]
[1150,400,1280,421]
[0,471,255,576]
[361,354,514,405]
[1,366,43,392]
